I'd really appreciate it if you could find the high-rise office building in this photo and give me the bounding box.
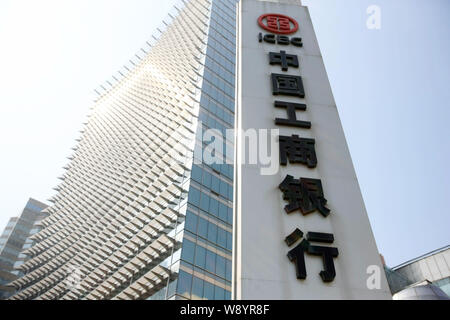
[0,198,47,299]
[10,0,237,300]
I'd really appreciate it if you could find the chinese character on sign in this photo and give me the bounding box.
[271,73,305,98]
[269,50,299,71]
[285,228,339,282]
[274,101,311,128]
[257,11,340,285]
[279,175,330,217]
[279,135,317,168]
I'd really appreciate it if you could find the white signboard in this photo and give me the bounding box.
[233,0,391,299]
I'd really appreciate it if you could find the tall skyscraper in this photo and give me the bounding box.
[10,0,237,300]
[0,198,47,299]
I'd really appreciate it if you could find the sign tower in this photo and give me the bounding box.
[233,0,391,299]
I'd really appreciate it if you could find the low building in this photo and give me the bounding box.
[0,198,48,299]
[384,245,450,299]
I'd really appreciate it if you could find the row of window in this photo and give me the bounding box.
[187,188,233,227]
[183,207,232,252]
[208,21,236,55]
[203,68,235,100]
[201,79,234,112]
[198,112,234,144]
[204,53,235,83]
[208,20,235,53]
[206,48,235,80]
[200,92,234,126]
[199,107,233,136]
[184,210,232,251]
[212,0,237,25]
[191,164,232,194]
[25,202,46,212]
[4,238,25,250]
[208,23,236,61]
[210,8,236,36]
[207,32,235,67]
[0,244,20,257]
[2,245,20,259]
[177,270,231,300]
[196,113,234,150]
[192,152,234,181]
[204,63,235,95]
[188,181,233,214]
[10,223,33,236]
[181,237,232,281]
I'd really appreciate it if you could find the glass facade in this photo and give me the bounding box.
[152,0,238,301]
[434,277,450,297]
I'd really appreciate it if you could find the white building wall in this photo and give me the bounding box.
[233,0,391,299]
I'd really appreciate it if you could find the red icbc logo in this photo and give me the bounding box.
[258,13,299,35]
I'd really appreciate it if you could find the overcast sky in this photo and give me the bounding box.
[0,0,448,267]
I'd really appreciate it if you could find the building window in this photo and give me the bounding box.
[198,217,208,239]
[205,250,216,274]
[214,286,225,300]
[181,239,195,264]
[185,212,198,234]
[204,281,214,300]
[177,270,192,299]
[207,223,217,243]
[191,276,204,300]
[195,245,206,269]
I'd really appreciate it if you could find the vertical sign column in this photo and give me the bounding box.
[233,0,391,299]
